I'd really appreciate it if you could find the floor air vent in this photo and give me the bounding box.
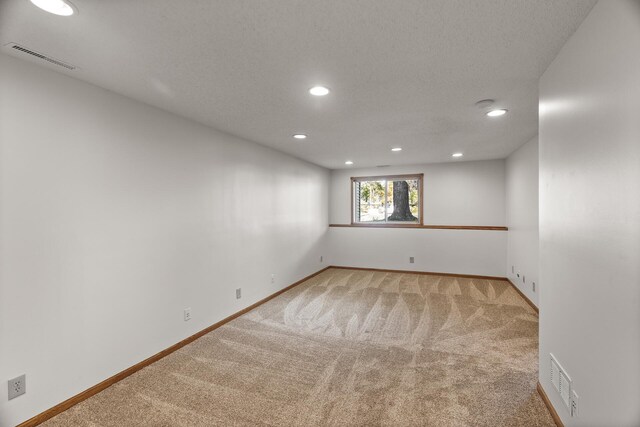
[6,43,76,70]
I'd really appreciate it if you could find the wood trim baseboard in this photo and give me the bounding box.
[329,224,508,231]
[329,265,507,281]
[16,266,332,427]
[537,381,564,427]
[507,278,539,314]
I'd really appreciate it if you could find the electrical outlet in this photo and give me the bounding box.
[320,255,323,263]
[271,274,275,284]
[409,257,415,264]
[512,265,514,273]
[236,288,241,299]
[571,390,579,417]
[523,275,526,283]
[8,375,26,400]
[532,282,536,292]
[184,307,191,321]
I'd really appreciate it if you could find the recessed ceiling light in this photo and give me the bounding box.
[452,153,463,158]
[345,160,353,165]
[293,134,307,140]
[30,0,76,16]
[487,109,508,117]
[309,86,330,96]
[391,147,402,152]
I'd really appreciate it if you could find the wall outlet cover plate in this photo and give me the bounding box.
[8,375,26,400]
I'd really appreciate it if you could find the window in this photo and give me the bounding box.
[352,174,423,225]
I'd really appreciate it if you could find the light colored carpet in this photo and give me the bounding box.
[42,268,554,426]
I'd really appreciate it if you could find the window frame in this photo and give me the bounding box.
[350,173,424,227]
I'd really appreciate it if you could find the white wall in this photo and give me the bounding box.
[0,53,329,427]
[330,161,506,225]
[506,136,539,306]
[328,161,507,277]
[539,1,640,426]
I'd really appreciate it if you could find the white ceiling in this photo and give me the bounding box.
[0,0,595,169]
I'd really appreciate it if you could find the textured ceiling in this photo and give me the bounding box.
[0,0,595,169]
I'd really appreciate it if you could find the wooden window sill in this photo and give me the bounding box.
[329,224,508,231]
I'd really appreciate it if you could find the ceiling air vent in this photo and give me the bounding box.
[5,43,76,70]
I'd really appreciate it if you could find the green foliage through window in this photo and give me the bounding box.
[353,175,421,223]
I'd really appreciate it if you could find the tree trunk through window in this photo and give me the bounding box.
[387,180,417,221]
